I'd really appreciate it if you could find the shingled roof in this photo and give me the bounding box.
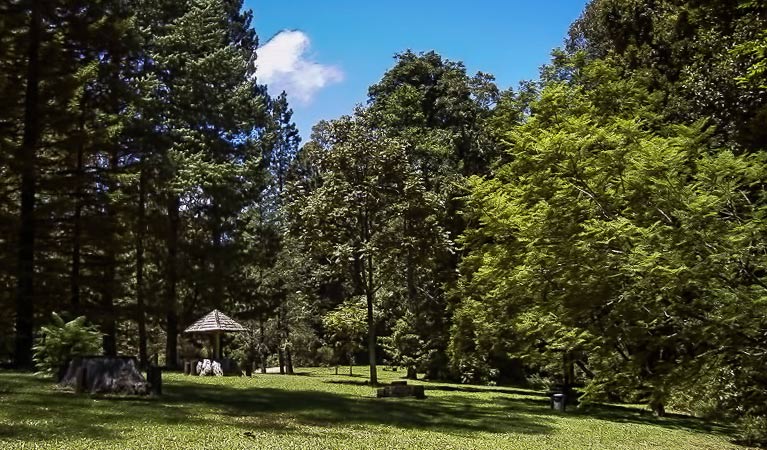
[184,309,245,333]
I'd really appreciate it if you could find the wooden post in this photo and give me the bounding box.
[148,366,162,396]
[74,367,87,394]
[215,332,221,360]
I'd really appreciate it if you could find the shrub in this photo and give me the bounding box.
[525,373,555,391]
[32,313,102,377]
[737,415,767,447]
[315,345,335,367]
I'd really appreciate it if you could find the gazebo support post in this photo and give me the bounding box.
[215,332,221,360]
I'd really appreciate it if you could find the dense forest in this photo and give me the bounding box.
[1,0,766,444]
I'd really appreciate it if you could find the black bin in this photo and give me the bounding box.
[551,393,567,412]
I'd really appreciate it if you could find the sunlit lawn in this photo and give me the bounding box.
[0,366,746,449]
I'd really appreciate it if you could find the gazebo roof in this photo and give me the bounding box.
[184,309,245,333]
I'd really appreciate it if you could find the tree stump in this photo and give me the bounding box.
[61,356,149,395]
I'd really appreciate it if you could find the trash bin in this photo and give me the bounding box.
[551,393,567,412]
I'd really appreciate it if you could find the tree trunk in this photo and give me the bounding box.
[283,303,294,374]
[100,151,119,357]
[362,210,377,385]
[14,0,41,369]
[259,317,266,374]
[165,195,180,368]
[70,102,85,316]
[405,216,416,311]
[366,277,377,385]
[135,162,147,368]
[285,344,294,375]
[211,215,223,309]
[100,42,125,358]
[650,389,667,417]
[277,299,286,374]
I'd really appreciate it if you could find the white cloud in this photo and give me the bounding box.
[256,30,343,104]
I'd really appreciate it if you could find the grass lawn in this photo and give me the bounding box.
[0,366,748,449]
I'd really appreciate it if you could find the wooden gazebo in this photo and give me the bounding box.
[183,309,245,359]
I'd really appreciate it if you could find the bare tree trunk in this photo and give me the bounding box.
[100,139,119,357]
[366,288,377,385]
[277,302,286,374]
[211,214,223,309]
[165,195,180,368]
[365,255,377,385]
[281,301,294,374]
[70,101,85,316]
[259,317,266,374]
[14,1,41,369]
[361,209,377,385]
[100,42,127,357]
[286,345,294,375]
[651,398,666,417]
[135,162,148,368]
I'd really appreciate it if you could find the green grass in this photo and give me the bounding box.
[0,366,747,449]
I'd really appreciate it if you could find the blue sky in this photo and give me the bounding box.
[246,1,589,142]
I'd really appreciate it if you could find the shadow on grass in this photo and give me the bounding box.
[491,395,734,437]
[0,389,196,443]
[422,383,547,398]
[323,378,546,398]
[165,383,552,436]
[569,402,732,435]
[323,379,377,386]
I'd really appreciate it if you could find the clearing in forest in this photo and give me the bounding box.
[0,367,742,449]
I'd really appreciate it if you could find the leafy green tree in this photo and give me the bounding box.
[567,0,767,151]
[290,110,429,385]
[364,51,499,378]
[2,0,139,366]
[1,0,271,370]
[455,53,767,424]
[139,0,264,366]
[381,311,427,379]
[323,299,367,376]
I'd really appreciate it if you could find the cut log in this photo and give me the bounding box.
[60,356,149,395]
